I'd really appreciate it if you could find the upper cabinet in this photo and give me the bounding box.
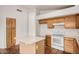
[39,20,47,24]
[39,14,79,29]
[64,15,79,29]
[39,17,64,29]
[47,23,54,29]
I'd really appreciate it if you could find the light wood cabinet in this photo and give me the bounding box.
[45,35,51,47]
[76,15,79,28]
[6,18,16,49]
[64,15,79,29]
[45,46,51,54]
[47,23,54,29]
[45,35,51,54]
[36,40,45,54]
[39,20,47,24]
[39,17,64,29]
[64,37,79,53]
[39,14,79,29]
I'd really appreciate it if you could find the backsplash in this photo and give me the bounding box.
[64,29,79,36]
[39,24,79,37]
[52,29,79,36]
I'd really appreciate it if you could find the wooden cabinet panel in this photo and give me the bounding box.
[76,15,79,28]
[36,40,45,54]
[45,35,51,54]
[48,23,54,29]
[6,18,16,48]
[39,17,64,29]
[64,38,74,47]
[65,46,74,53]
[64,37,79,53]
[64,15,79,29]
[39,20,47,24]
[45,35,51,47]
[39,14,79,29]
[64,15,76,29]
[54,18,64,23]
[45,46,51,54]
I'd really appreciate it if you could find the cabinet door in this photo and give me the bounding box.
[45,46,51,54]
[6,18,16,48]
[64,38,74,53]
[48,23,54,29]
[64,37,79,53]
[11,19,16,47]
[45,35,51,47]
[36,40,45,54]
[76,15,79,28]
[64,15,76,29]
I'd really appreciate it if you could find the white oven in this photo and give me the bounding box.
[51,34,64,51]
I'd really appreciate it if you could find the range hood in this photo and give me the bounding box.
[53,23,64,29]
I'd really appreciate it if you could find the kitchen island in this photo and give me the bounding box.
[18,36,45,54]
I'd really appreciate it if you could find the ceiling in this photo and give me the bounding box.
[22,5,75,15]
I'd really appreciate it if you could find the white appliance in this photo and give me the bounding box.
[51,34,64,51]
[51,22,64,51]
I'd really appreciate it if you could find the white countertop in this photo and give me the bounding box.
[17,36,45,45]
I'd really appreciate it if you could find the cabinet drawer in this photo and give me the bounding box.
[65,45,73,49]
[65,39,74,46]
[64,41,73,47]
[65,46,74,53]
[65,44,73,48]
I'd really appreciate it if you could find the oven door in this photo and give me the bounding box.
[51,34,64,51]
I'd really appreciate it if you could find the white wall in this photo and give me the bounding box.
[0,5,37,48]
[28,8,36,36]
[0,5,28,48]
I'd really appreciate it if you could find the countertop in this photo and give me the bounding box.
[17,36,45,45]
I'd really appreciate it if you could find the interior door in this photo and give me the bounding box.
[6,17,16,48]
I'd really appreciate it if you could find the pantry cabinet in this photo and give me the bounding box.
[64,15,79,29]
[6,18,16,49]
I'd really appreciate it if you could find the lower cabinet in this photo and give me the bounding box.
[36,40,45,54]
[64,37,79,54]
[45,35,51,54]
[45,46,51,54]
